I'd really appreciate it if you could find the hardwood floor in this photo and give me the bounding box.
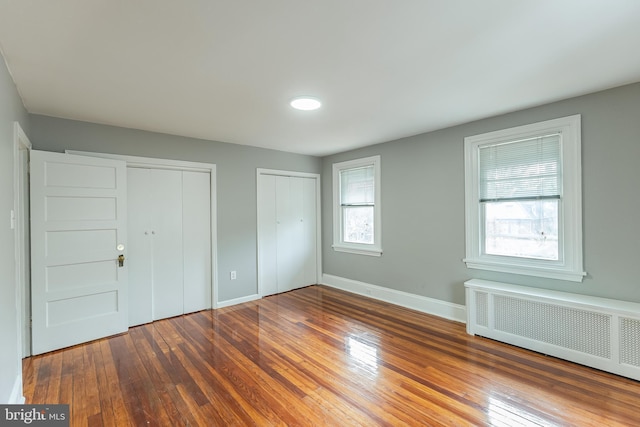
[23,285,640,426]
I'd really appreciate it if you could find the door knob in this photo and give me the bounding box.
[118,254,125,267]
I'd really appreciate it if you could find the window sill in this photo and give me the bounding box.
[463,258,586,282]
[333,244,382,257]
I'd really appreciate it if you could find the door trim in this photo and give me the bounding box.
[66,151,219,308]
[13,122,31,358]
[256,168,322,297]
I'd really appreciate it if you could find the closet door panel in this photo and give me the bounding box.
[183,171,212,313]
[258,175,278,296]
[127,168,153,326]
[275,176,295,293]
[289,177,306,290]
[302,177,318,286]
[151,169,184,320]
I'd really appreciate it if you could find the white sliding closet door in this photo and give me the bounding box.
[258,175,278,296]
[276,175,296,293]
[127,168,153,326]
[301,177,318,286]
[128,168,211,326]
[183,171,211,313]
[151,169,184,320]
[258,173,318,297]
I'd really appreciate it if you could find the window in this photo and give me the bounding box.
[333,155,382,256]
[464,115,585,281]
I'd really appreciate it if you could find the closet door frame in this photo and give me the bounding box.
[256,168,322,297]
[67,151,219,308]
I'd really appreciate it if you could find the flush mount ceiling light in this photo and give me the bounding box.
[290,97,322,111]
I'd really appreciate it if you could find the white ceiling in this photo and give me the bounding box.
[1,1,640,157]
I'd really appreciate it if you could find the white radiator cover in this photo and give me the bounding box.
[465,279,640,381]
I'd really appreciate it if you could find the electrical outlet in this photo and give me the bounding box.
[230,271,237,280]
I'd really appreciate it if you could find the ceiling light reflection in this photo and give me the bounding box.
[487,395,547,426]
[346,336,379,376]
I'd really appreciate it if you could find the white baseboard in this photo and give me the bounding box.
[9,373,24,404]
[216,293,261,309]
[321,274,466,323]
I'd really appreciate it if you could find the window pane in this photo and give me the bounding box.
[343,206,374,244]
[484,200,558,260]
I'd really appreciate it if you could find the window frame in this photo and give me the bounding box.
[332,155,382,256]
[463,115,585,282]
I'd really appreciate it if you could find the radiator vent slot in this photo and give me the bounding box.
[476,292,489,327]
[620,317,640,367]
[465,279,640,382]
[494,295,611,359]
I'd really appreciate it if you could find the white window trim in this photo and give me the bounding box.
[332,155,382,256]
[463,115,586,282]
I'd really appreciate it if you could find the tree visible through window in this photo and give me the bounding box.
[484,199,558,260]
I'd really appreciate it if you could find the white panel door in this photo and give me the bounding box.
[151,169,184,320]
[183,171,212,313]
[258,175,278,297]
[30,150,128,355]
[127,168,153,326]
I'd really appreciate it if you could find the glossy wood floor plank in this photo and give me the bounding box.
[23,285,640,426]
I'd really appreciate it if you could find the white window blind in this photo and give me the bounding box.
[340,166,375,206]
[479,135,561,203]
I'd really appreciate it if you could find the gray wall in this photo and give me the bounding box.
[29,115,322,302]
[322,82,640,305]
[0,53,30,403]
